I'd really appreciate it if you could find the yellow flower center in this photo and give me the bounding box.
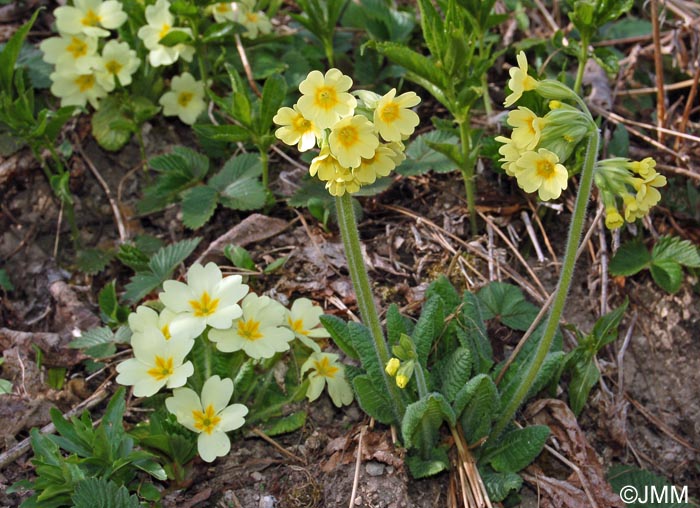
[215,3,230,12]
[161,324,171,340]
[536,159,555,179]
[177,91,194,107]
[237,319,263,341]
[159,23,171,40]
[81,9,102,27]
[246,12,259,22]
[379,102,400,123]
[314,86,338,111]
[289,318,309,336]
[292,115,312,134]
[336,125,359,149]
[192,404,221,435]
[146,356,174,381]
[313,356,339,378]
[189,291,220,317]
[66,37,89,58]
[105,59,123,75]
[75,74,95,92]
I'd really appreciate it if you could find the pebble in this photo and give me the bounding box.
[365,461,385,476]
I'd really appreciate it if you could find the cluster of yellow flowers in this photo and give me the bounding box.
[498,52,665,229]
[273,69,421,196]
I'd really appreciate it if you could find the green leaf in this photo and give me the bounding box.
[477,282,538,331]
[592,299,628,348]
[91,96,133,151]
[69,327,114,350]
[402,393,455,455]
[413,296,445,366]
[71,478,140,508]
[263,411,307,436]
[425,275,461,309]
[75,248,114,275]
[193,123,252,143]
[369,41,448,90]
[257,74,287,136]
[405,447,450,478]
[319,315,358,360]
[426,140,463,167]
[210,153,266,211]
[440,347,472,402]
[0,378,12,394]
[456,374,499,444]
[180,185,219,230]
[650,259,683,293]
[607,465,692,508]
[416,0,445,59]
[158,30,193,47]
[652,235,700,267]
[480,467,523,502]
[148,237,201,279]
[398,130,460,176]
[385,303,412,346]
[347,321,385,386]
[458,291,494,373]
[609,240,652,276]
[482,425,549,473]
[224,245,256,270]
[0,10,40,93]
[352,374,395,424]
[123,272,163,304]
[568,356,600,416]
[0,268,14,291]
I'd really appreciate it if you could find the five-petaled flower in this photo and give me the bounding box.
[373,88,420,142]
[504,51,538,107]
[54,0,127,38]
[328,115,379,169]
[285,298,329,352]
[165,376,248,462]
[297,68,356,129]
[159,72,207,125]
[95,40,140,91]
[513,148,569,201]
[49,69,108,108]
[301,352,353,407]
[508,107,546,150]
[273,106,321,152]
[137,0,194,67]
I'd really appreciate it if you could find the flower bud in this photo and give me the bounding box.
[535,79,578,102]
[385,358,400,377]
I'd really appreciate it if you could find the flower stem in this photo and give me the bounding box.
[491,128,600,439]
[573,34,590,96]
[458,120,478,235]
[259,146,269,190]
[335,193,405,420]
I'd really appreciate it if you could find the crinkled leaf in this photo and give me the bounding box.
[386,303,412,346]
[91,96,133,151]
[319,315,358,360]
[347,321,384,386]
[650,259,683,293]
[405,447,450,479]
[458,291,494,373]
[193,123,252,144]
[181,185,218,230]
[398,130,460,176]
[609,240,652,276]
[402,393,455,454]
[263,411,307,437]
[413,296,445,366]
[71,478,140,508]
[480,467,523,502]
[440,347,472,402]
[652,236,700,267]
[457,374,499,444]
[607,465,692,508]
[352,374,395,424]
[482,425,549,473]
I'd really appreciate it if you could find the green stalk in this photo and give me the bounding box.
[259,146,269,190]
[201,329,214,381]
[458,119,478,235]
[573,34,590,96]
[492,129,600,438]
[247,380,309,424]
[335,193,405,420]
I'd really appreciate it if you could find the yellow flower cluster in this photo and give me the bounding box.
[274,69,421,196]
[595,157,666,229]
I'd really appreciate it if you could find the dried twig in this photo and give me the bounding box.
[650,0,667,142]
[521,211,546,263]
[250,428,305,463]
[348,425,365,508]
[234,33,261,97]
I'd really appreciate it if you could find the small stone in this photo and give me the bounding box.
[251,471,264,482]
[365,461,385,476]
[354,496,363,505]
[259,495,276,508]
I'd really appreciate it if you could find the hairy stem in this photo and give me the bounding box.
[458,120,478,235]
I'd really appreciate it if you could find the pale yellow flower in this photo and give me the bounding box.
[238,10,272,38]
[631,172,666,212]
[622,193,645,222]
[628,157,657,179]
[309,146,342,181]
[373,88,420,142]
[504,51,538,107]
[297,69,356,129]
[396,374,409,388]
[137,0,194,67]
[301,352,353,407]
[273,106,321,152]
[211,2,236,23]
[328,115,379,169]
[50,70,107,109]
[385,358,400,377]
[326,166,362,197]
[513,148,568,201]
[40,34,100,74]
[508,106,546,150]
[54,0,127,38]
[605,207,624,230]
[354,145,397,184]
[95,40,140,91]
[495,135,522,176]
[159,72,206,125]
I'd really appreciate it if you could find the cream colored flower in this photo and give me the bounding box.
[354,145,396,184]
[55,0,127,38]
[50,70,107,109]
[137,0,194,67]
[115,333,194,397]
[128,305,197,342]
[160,262,249,339]
[165,376,248,462]
[631,172,666,212]
[508,107,545,150]
[328,115,379,169]
[211,2,236,23]
[40,34,100,74]
[504,51,538,107]
[373,88,420,142]
[238,9,272,38]
[627,157,657,180]
[495,135,522,176]
[208,293,295,358]
[325,169,362,196]
[285,298,329,352]
[513,148,568,201]
[309,146,342,181]
[159,72,206,125]
[273,105,321,152]
[301,352,353,407]
[297,69,356,129]
[95,40,140,91]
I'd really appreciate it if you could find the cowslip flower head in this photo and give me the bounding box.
[385,357,400,377]
[301,352,353,407]
[50,70,107,109]
[631,171,666,212]
[208,293,295,358]
[159,72,206,125]
[95,40,140,91]
[504,51,538,107]
[286,298,329,352]
[165,376,248,463]
[514,148,568,201]
[508,107,546,150]
[309,146,342,181]
[297,69,356,129]
[273,105,321,152]
[328,115,379,169]
[627,157,657,179]
[354,145,397,184]
[54,0,127,37]
[115,333,194,397]
[605,206,624,230]
[40,34,101,74]
[373,88,420,142]
[160,262,249,340]
[137,0,194,67]
[325,169,362,197]
[495,136,523,176]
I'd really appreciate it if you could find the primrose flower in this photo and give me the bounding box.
[301,352,353,407]
[95,40,140,91]
[286,298,329,352]
[40,34,100,74]
[238,9,272,38]
[159,72,206,125]
[504,51,538,107]
[508,107,546,150]
[115,333,194,397]
[54,0,127,37]
[354,145,397,184]
[50,70,107,109]
[208,293,295,358]
[373,88,421,142]
[128,305,196,342]
[160,262,249,340]
[328,115,379,169]
[513,148,568,201]
[211,2,237,22]
[273,106,321,152]
[297,69,356,129]
[138,0,194,67]
[165,376,248,463]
